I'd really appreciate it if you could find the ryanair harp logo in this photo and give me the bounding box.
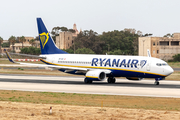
[39,32,49,49]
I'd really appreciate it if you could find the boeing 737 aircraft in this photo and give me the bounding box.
[5,18,174,85]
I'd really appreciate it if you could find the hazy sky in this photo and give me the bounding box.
[1,0,180,40]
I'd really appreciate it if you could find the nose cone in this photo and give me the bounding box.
[165,66,174,76]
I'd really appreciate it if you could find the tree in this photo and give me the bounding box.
[99,30,140,55]
[109,49,123,55]
[73,30,105,54]
[8,36,16,52]
[51,26,76,43]
[19,36,26,48]
[143,33,153,37]
[62,49,74,54]
[68,29,75,33]
[163,33,173,37]
[51,26,61,43]
[20,47,41,55]
[75,48,95,54]
[1,42,10,47]
[29,39,35,47]
[0,36,3,53]
[60,27,68,31]
[172,54,180,62]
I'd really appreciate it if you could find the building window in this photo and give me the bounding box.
[153,50,155,54]
[153,42,155,46]
[157,42,159,46]
[72,40,73,44]
[171,41,179,46]
[157,50,159,54]
[160,41,169,46]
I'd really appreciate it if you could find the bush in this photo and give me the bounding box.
[75,48,95,54]
[62,49,74,54]
[20,47,41,55]
[172,54,180,62]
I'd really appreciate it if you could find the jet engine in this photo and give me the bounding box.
[85,70,106,81]
[126,77,143,81]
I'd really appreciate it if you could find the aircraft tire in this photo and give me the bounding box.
[84,78,88,83]
[112,78,116,83]
[154,81,159,85]
[84,78,93,84]
[107,77,116,83]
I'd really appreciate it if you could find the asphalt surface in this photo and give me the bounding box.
[0,74,179,98]
[0,67,180,71]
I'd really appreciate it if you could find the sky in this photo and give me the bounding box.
[1,0,180,40]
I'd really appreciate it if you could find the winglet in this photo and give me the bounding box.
[4,49,15,63]
[147,49,151,57]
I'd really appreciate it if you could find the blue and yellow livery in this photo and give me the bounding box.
[5,18,174,85]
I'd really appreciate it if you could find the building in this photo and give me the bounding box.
[56,23,80,50]
[139,33,180,61]
[12,37,34,53]
[1,37,40,54]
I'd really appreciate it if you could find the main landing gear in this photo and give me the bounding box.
[84,78,93,84]
[107,77,116,83]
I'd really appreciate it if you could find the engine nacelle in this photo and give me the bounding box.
[85,70,106,81]
[126,77,143,81]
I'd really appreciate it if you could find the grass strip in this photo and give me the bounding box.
[0,90,180,111]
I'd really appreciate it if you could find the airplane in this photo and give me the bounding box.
[5,18,174,85]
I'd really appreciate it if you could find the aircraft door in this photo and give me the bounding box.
[146,60,151,71]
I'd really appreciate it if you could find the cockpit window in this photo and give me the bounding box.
[156,63,168,66]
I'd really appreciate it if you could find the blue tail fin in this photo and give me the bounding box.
[37,18,68,54]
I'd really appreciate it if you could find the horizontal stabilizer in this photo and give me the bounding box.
[9,53,46,59]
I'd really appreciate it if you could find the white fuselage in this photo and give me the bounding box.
[40,54,174,78]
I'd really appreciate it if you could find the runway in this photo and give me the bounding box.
[0,74,180,98]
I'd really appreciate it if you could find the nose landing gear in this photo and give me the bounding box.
[154,77,165,85]
[154,80,159,85]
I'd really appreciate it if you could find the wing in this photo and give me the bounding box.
[4,49,112,74]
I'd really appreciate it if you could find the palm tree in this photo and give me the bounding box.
[8,36,16,52]
[0,36,3,53]
[29,39,35,47]
[19,36,26,48]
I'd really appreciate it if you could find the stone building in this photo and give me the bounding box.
[12,37,34,53]
[56,23,80,50]
[139,33,180,61]
[1,37,40,54]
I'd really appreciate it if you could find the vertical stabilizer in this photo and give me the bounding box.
[37,18,68,54]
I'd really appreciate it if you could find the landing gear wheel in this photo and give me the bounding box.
[107,77,116,83]
[154,81,159,85]
[84,78,93,84]
[84,78,88,83]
